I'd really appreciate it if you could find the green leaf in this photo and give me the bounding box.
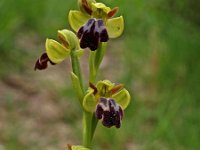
[107,16,124,38]
[83,89,96,112]
[45,39,70,63]
[112,88,131,110]
[70,72,84,102]
[68,10,90,32]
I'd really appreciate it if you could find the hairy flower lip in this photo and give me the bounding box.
[77,18,109,51]
[96,97,123,128]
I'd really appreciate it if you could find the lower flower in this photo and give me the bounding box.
[83,80,131,128]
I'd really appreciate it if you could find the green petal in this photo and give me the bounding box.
[107,16,124,38]
[83,89,96,112]
[70,72,84,102]
[112,89,131,110]
[68,10,90,32]
[45,39,70,63]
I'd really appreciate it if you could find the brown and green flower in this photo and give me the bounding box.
[69,0,124,50]
[83,80,131,128]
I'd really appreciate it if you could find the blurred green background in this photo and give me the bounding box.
[0,0,200,150]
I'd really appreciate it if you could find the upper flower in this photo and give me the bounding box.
[83,80,131,128]
[68,0,124,50]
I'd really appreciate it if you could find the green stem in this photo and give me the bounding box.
[94,42,107,72]
[70,50,91,148]
[89,51,96,83]
[88,42,108,144]
[70,42,107,148]
[89,42,107,83]
[83,111,93,148]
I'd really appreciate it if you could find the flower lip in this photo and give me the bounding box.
[77,18,109,51]
[96,97,123,128]
[34,53,55,70]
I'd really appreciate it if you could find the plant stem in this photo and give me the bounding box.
[87,42,108,145]
[70,42,107,148]
[70,50,91,148]
[83,111,93,148]
[89,42,107,83]
[94,42,107,72]
[89,51,96,83]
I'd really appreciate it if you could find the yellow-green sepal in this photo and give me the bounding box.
[58,30,79,50]
[70,72,84,102]
[107,16,124,38]
[45,39,70,64]
[68,10,90,32]
[112,88,131,110]
[83,89,96,112]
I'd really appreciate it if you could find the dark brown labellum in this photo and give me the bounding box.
[96,97,123,128]
[77,18,109,51]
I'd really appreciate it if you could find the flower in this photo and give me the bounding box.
[34,30,83,70]
[68,0,124,50]
[83,80,131,128]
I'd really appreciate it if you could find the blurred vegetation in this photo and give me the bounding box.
[0,0,200,150]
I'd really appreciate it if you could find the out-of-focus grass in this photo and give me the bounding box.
[0,0,200,150]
